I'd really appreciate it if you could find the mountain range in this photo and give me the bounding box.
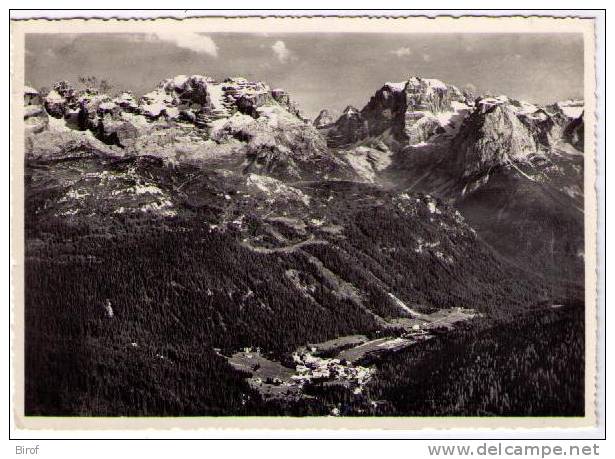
[22,73,585,416]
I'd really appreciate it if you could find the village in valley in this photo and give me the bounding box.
[227,306,479,411]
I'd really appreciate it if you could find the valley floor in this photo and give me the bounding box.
[223,303,584,417]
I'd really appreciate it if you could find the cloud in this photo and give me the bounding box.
[152,32,218,57]
[422,53,431,62]
[272,40,291,63]
[390,47,412,58]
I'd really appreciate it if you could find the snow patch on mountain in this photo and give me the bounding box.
[383,81,407,92]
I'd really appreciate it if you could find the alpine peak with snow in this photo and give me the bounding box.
[24,70,586,417]
[313,75,584,281]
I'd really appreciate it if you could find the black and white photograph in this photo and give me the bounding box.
[10,14,600,431]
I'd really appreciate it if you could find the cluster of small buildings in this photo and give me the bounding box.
[290,352,373,386]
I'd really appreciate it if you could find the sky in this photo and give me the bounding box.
[24,32,584,119]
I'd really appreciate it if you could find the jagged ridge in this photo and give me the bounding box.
[25,75,351,181]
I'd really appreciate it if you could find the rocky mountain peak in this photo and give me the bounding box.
[550,99,584,120]
[403,76,467,112]
[449,95,584,177]
[343,105,359,115]
[452,101,539,177]
[563,111,584,150]
[324,75,585,183]
[324,106,368,148]
[313,109,334,128]
[322,76,472,147]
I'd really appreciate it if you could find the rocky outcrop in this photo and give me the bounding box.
[548,100,584,151]
[313,109,334,128]
[548,99,584,121]
[43,81,77,119]
[403,114,446,145]
[24,113,119,161]
[25,82,121,159]
[44,90,67,118]
[339,146,392,183]
[114,92,140,112]
[210,105,332,178]
[129,76,309,128]
[74,91,112,130]
[325,106,368,147]
[47,89,143,148]
[96,112,142,148]
[24,86,41,106]
[24,87,48,134]
[24,104,49,134]
[270,88,308,122]
[518,108,567,148]
[564,113,584,150]
[395,78,469,143]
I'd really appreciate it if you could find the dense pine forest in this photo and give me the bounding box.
[362,305,585,416]
[24,162,585,416]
